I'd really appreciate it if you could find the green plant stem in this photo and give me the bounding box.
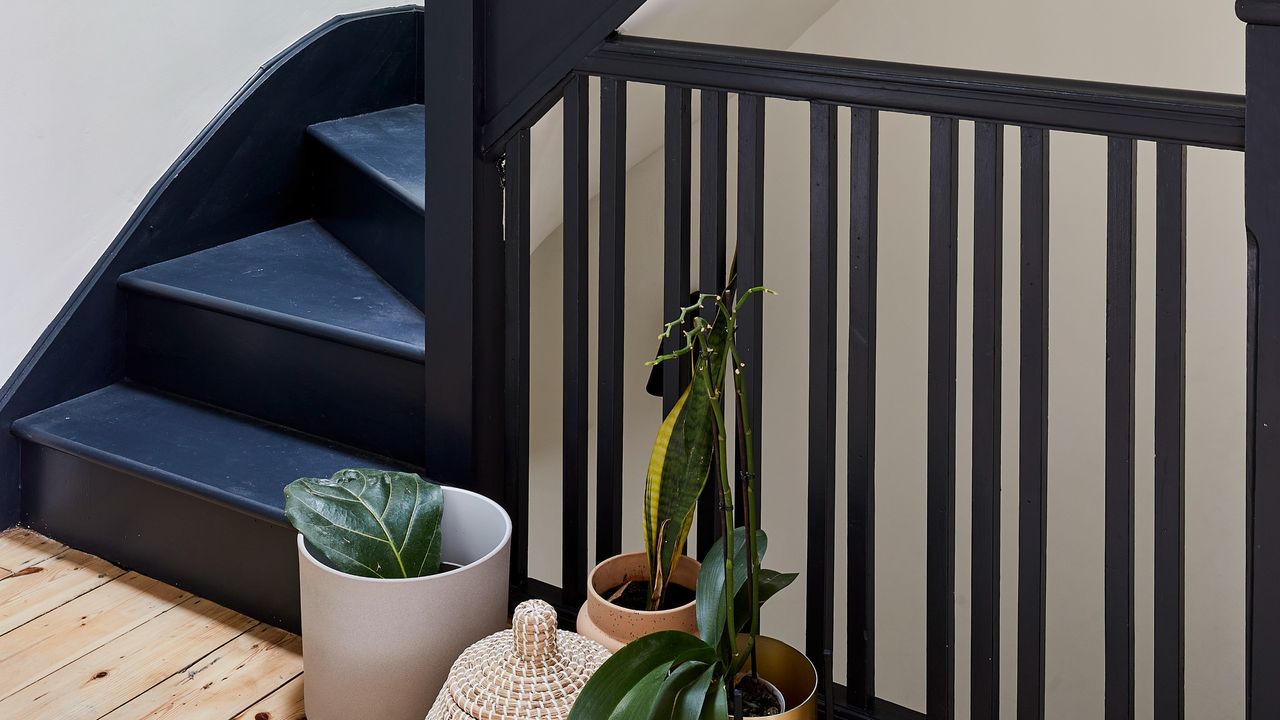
[727,335,762,679]
[704,361,737,674]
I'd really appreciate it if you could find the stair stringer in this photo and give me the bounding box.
[0,6,424,526]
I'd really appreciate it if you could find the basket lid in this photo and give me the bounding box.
[428,599,611,720]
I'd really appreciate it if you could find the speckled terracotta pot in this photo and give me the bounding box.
[575,551,699,652]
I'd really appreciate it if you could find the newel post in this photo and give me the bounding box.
[423,2,507,500]
[1239,1,1280,717]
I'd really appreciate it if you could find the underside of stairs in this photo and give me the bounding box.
[0,9,427,630]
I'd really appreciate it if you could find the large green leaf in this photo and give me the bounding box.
[695,528,767,646]
[646,661,711,720]
[644,304,732,608]
[570,632,714,720]
[611,665,671,720]
[673,664,717,720]
[702,678,727,720]
[284,469,443,579]
[731,568,799,634]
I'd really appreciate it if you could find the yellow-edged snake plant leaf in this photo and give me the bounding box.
[644,316,730,606]
[284,468,443,579]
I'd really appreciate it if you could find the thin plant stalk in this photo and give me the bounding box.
[702,358,737,672]
[726,333,761,679]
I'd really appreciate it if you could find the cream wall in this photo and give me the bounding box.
[525,1,1247,719]
[0,1,420,384]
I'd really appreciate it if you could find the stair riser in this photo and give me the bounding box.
[20,444,300,630]
[126,295,425,465]
[311,140,424,311]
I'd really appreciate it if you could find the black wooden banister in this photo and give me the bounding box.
[437,3,1280,718]
[1242,4,1280,717]
[1239,0,1280,24]
[579,35,1246,150]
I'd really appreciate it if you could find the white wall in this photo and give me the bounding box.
[525,1,1247,718]
[0,1,419,383]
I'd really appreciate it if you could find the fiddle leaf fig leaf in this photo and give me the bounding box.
[285,469,443,579]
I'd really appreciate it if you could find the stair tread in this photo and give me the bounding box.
[308,105,424,212]
[12,384,414,525]
[118,221,424,362]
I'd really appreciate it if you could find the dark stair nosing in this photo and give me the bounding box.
[11,383,417,527]
[117,221,425,364]
[307,104,425,213]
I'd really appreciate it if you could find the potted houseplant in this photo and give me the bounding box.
[575,300,732,650]
[569,289,818,719]
[286,469,512,720]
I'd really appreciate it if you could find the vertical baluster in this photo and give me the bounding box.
[1154,142,1187,720]
[1104,136,1137,720]
[1243,19,1280,719]
[847,107,879,710]
[504,129,531,592]
[596,78,627,564]
[562,75,590,605]
[737,94,766,528]
[971,121,1004,720]
[663,86,693,417]
[1017,127,1050,720]
[807,102,839,708]
[698,90,729,556]
[927,116,959,720]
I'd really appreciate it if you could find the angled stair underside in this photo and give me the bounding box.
[1,8,427,630]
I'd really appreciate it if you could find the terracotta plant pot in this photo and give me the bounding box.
[575,551,700,652]
[740,635,818,719]
[297,486,512,720]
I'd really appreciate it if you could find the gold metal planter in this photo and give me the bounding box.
[743,635,818,719]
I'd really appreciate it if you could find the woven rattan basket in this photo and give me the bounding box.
[426,599,611,720]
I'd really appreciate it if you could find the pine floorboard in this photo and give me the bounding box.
[0,528,304,720]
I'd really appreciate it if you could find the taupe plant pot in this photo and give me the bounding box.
[575,551,699,652]
[297,486,512,720]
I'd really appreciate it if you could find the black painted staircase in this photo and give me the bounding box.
[11,104,426,630]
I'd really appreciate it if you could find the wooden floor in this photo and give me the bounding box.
[0,528,304,720]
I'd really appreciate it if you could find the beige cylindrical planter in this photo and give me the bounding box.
[297,486,512,720]
[575,551,699,652]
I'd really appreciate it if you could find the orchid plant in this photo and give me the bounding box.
[572,275,797,718]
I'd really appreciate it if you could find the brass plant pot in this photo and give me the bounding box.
[740,635,818,719]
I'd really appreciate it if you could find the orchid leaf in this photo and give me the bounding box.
[695,528,767,646]
[646,661,711,720]
[611,665,670,720]
[569,632,713,720]
[731,568,798,634]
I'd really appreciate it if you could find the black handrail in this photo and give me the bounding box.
[579,35,1245,150]
[470,9,1280,720]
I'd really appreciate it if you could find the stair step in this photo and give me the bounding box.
[12,383,418,628]
[308,104,425,213]
[307,105,424,310]
[119,220,423,361]
[12,383,415,524]
[118,222,426,464]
